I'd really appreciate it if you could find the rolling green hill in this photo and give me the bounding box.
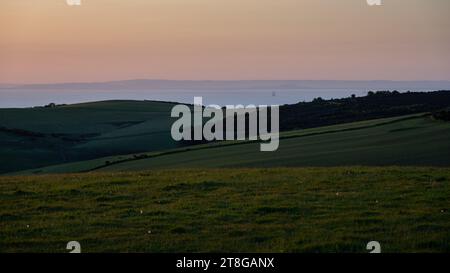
[2,93,450,253]
[90,114,450,171]
[11,113,450,175]
[0,100,182,173]
[2,91,450,174]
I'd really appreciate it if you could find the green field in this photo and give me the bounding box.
[103,114,450,171]
[1,97,450,253]
[1,168,449,252]
[3,91,450,175]
[12,113,450,175]
[0,100,181,173]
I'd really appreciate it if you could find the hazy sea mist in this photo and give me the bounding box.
[2,80,450,108]
[0,88,375,108]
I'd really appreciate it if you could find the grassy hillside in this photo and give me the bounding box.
[2,91,450,174]
[108,115,450,170]
[0,100,181,173]
[16,113,448,175]
[2,93,450,253]
[1,167,449,252]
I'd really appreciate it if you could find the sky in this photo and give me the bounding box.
[1,0,450,84]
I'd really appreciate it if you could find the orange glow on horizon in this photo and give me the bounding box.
[1,0,449,83]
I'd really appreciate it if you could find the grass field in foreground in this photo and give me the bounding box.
[1,167,449,253]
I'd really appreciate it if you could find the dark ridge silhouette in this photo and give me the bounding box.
[279,90,450,131]
[181,90,450,145]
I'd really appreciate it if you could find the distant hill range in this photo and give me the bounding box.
[3,79,450,91]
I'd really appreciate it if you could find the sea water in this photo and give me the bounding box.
[0,88,370,108]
